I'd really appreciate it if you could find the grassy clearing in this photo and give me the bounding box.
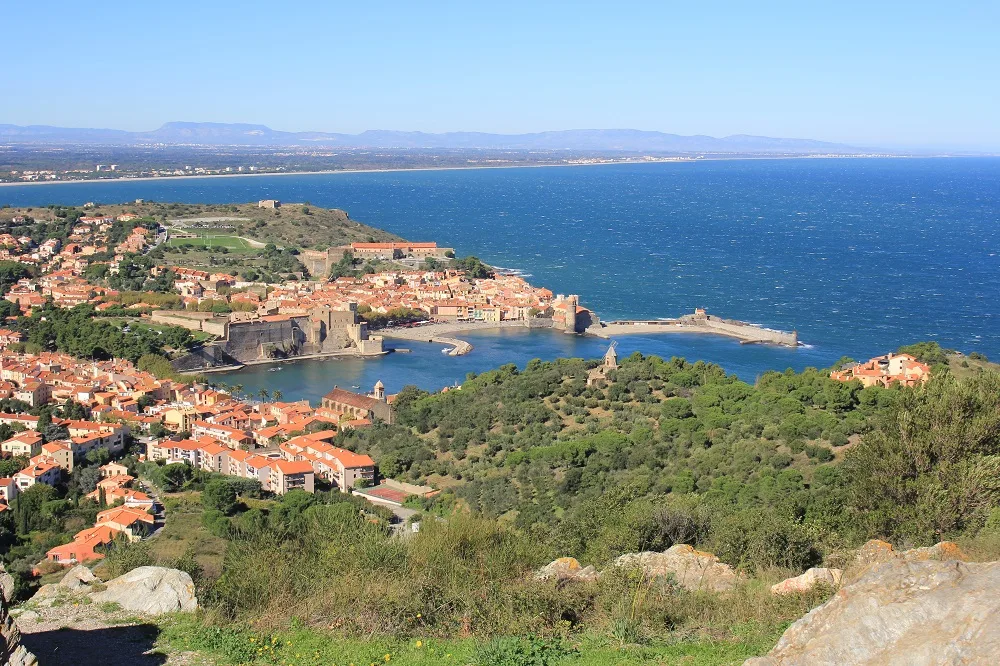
[156,614,783,666]
[167,235,255,251]
[148,492,228,579]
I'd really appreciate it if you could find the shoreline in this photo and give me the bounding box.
[0,153,930,189]
[0,158,693,188]
[194,348,388,374]
[592,321,799,347]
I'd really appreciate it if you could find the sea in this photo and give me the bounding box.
[3,157,998,403]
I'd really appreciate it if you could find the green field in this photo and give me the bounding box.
[167,232,256,252]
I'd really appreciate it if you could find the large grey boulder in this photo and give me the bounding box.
[614,544,739,592]
[92,566,198,615]
[59,564,97,590]
[745,559,1000,665]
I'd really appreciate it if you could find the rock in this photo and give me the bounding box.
[845,539,967,583]
[91,566,197,615]
[12,610,37,623]
[535,557,599,582]
[614,544,739,592]
[901,541,967,563]
[770,568,842,596]
[59,564,97,590]
[0,564,37,666]
[27,584,63,602]
[0,569,13,604]
[744,559,1000,665]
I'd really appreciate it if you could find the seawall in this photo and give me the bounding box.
[595,315,798,347]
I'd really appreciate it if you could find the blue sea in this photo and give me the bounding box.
[4,158,998,402]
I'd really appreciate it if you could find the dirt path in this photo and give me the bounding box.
[14,603,213,666]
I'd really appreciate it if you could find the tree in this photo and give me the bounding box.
[202,479,239,515]
[72,467,102,495]
[258,388,270,402]
[273,390,283,402]
[0,299,20,319]
[0,261,33,295]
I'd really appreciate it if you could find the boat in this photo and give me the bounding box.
[442,348,454,354]
[351,385,361,389]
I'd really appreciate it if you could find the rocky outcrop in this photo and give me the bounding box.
[614,544,740,592]
[535,557,599,582]
[845,539,967,583]
[770,567,842,596]
[59,564,97,590]
[1,565,38,666]
[92,566,197,615]
[745,558,1000,665]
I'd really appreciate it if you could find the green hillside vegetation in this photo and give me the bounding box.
[119,341,1000,664]
[0,201,400,251]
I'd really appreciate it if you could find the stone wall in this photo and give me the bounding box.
[1,565,37,666]
[171,343,239,371]
[225,318,304,362]
[151,311,229,338]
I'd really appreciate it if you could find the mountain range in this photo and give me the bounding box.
[0,122,866,153]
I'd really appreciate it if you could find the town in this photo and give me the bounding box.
[0,341,431,567]
[0,200,598,573]
[0,200,940,613]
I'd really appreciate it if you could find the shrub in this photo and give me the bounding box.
[102,538,154,579]
[474,636,575,666]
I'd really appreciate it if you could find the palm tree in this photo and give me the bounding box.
[232,384,244,399]
[273,389,283,402]
[258,388,270,402]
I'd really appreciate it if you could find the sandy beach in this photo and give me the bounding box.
[0,158,697,188]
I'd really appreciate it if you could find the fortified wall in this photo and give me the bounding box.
[159,303,384,369]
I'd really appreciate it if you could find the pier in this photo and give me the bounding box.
[594,309,798,347]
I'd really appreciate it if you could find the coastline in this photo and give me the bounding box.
[194,347,388,374]
[380,320,539,355]
[377,317,800,357]
[0,152,920,189]
[0,159,692,188]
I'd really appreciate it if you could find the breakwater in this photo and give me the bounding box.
[595,311,798,347]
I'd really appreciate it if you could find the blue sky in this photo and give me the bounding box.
[4,1,998,149]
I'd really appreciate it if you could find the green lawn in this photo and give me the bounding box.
[167,234,255,251]
[148,493,228,579]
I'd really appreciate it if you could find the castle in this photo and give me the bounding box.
[155,302,383,369]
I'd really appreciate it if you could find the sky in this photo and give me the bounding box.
[3,1,999,150]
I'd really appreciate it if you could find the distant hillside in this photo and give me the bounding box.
[0,122,865,153]
[3,201,401,251]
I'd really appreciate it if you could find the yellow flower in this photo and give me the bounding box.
[415,640,422,648]
[416,613,422,618]
[385,655,392,662]
[249,637,256,643]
